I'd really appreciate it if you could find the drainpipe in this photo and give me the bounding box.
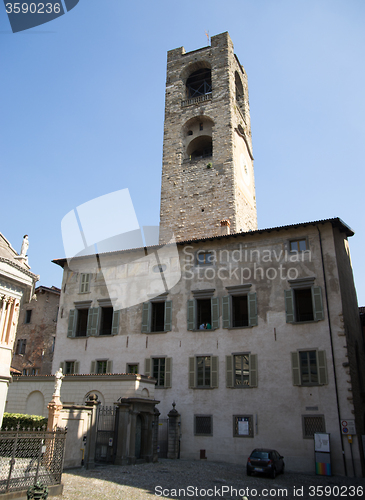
[317,226,347,476]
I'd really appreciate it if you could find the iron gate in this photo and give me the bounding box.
[157,418,168,458]
[0,426,67,494]
[95,406,118,463]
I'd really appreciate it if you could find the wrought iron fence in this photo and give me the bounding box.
[0,425,67,494]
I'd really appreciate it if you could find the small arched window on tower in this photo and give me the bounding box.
[187,135,212,161]
[235,71,244,117]
[183,116,214,162]
[186,68,212,98]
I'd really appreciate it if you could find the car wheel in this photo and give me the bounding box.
[271,467,276,479]
[282,463,285,474]
[247,469,252,476]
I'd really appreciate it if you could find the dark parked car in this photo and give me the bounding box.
[247,449,285,478]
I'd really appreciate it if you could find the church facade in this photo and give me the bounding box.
[0,233,38,426]
[6,33,365,476]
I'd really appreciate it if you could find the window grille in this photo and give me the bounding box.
[302,415,325,438]
[195,415,212,436]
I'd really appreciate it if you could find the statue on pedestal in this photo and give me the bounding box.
[54,368,64,398]
[20,235,29,257]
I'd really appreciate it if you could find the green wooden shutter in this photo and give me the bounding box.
[291,352,301,385]
[80,274,85,293]
[90,360,96,374]
[285,290,295,323]
[317,350,328,385]
[145,358,151,377]
[226,355,234,387]
[85,273,91,292]
[164,301,172,332]
[87,308,99,336]
[111,310,120,335]
[249,354,258,387]
[59,362,65,373]
[187,300,195,331]
[211,356,219,387]
[164,357,172,388]
[222,296,230,328]
[211,298,219,329]
[74,361,80,374]
[312,286,324,321]
[248,293,258,327]
[106,360,113,373]
[141,302,150,333]
[189,357,195,388]
[67,310,76,337]
[80,273,90,293]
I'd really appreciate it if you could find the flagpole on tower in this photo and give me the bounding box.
[205,30,210,45]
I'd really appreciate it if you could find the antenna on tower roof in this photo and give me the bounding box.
[205,30,210,45]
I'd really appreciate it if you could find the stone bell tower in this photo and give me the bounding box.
[159,32,258,244]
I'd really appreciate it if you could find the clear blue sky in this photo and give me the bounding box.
[1,0,364,304]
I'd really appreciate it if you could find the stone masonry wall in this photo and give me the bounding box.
[12,287,60,375]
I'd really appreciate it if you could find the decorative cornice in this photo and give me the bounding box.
[0,257,39,280]
[0,278,24,296]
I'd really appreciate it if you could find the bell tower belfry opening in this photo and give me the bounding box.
[159,32,258,244]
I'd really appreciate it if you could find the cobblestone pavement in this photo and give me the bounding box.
[52,459,364,500]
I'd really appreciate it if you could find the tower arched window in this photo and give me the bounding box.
[187,136,212,160]
[186,68,212,98]
[235,71,244,104]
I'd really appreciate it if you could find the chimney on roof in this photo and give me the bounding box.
[220,219,230,236]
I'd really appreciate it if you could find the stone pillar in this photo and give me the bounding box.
[1,297,12,345]
[128,410,138,464]
[114,402,131,466]
[84,394,100,469]
[0,296,7,343]
[167,402,180,459]
[152,407,160,463]
[47,397,63,431]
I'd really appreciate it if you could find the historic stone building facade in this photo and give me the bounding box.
[0,233,38,426]
[12,285,60,376]
[6,33,365,475]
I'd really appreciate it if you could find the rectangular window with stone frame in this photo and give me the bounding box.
[24,309,32,324]
[194,415,213,436]
[302,415,326,439]
[126,363,139,374]
[187,290,219,330]
[189,355,218,388]
[289,238,308,253]
[291,350,328,386]
[79,273,91,293]
[90,359,113,374]
[222,285,258,328]
[67,302,120,338]
[16,339,27,355]
[144,357,172,388]
[226,353,258,388]
[285,278,324,323]
[141,297,172,333]
[196,251,214,265]
[59,360,79,374]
